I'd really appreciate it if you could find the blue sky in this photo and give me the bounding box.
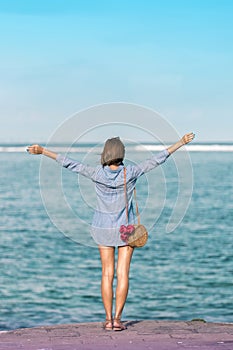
[0,0,232,142]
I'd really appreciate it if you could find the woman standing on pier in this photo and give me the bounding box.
[27,132,194,331]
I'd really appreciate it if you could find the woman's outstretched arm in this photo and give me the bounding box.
[26,145,96,179]
[26,145,57,160]
[167,132,195,155]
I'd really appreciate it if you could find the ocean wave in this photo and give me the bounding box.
[1,144,233,153]
[0,146,99,153]
[136,144,233,152]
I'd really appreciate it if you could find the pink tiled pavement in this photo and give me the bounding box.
[0,320,233,350]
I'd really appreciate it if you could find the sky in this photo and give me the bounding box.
[0,0,233,143]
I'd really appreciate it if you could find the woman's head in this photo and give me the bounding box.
[101,137,125,166]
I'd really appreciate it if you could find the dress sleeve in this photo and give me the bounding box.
[128,149,170,179]
[56,154,96,180]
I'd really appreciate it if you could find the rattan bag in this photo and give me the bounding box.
[120,167,148,248]
[127,224,148,248]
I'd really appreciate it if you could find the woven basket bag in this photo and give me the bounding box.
[123,167,148,248]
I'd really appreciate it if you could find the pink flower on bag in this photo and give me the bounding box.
[126,225,135,234]
[120,224,135,242]
[120,233,128,241]
[119,225,127,234]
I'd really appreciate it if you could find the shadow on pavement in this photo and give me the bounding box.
[125,320,142,328]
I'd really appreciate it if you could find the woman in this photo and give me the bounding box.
[27,132,195,331]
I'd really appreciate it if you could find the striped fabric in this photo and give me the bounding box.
[56,149,170,247]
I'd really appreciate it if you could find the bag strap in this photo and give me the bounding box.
[124,167,140,225]
[134,187,140,225]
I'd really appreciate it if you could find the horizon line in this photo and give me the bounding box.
[1,140,233,145]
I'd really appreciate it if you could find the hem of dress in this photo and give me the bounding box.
[98,243,129,248]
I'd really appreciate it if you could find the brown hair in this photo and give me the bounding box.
[101,137,125,166]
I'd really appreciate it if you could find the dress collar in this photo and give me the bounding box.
[105,164,124,173]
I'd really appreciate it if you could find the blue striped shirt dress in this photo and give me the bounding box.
[56,149,170,247]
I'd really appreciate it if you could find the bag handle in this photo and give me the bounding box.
[124,167,140,225]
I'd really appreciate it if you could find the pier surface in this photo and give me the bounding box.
[0,320,233,350]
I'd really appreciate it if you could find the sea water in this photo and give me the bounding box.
[0,145,232,330]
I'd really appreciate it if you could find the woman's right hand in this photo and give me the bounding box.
[26,144,44,155]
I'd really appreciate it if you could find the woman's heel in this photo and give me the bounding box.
[103,318,113,331]
[113,317,127,331]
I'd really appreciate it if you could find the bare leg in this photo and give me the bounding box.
[114,245,134,329]
[99,246,115,326]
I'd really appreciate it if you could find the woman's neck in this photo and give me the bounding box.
[109,165,120,170]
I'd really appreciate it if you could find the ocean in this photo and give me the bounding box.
[0,143,232,330]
